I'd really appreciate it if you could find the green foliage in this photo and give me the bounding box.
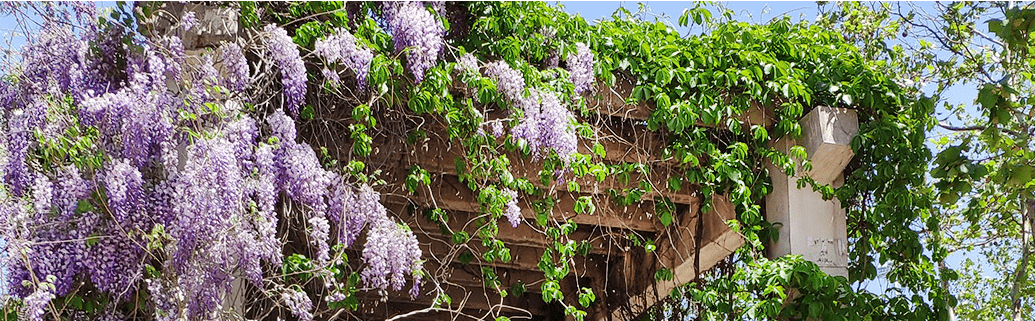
[75,1,946,319]
[821,2,1035,320]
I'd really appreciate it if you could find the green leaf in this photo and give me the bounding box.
[578,288,596,307]
[658,212,674,226]
[592,142,606,158]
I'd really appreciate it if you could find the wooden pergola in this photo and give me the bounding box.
[145,4,771,318]
[351,75,771,320]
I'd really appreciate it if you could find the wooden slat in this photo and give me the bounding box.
[382,172,666,232]
[385,202,617,256]
[371,128,696,205]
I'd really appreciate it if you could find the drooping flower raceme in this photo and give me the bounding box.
[3,109,30,196]
[282,288,314,321]
[362,219,423,295]
[567,42,595,94]
[19,277,56,321]
[482,61,577,161]
[309,216,331,264]
[313,28,374,90]
[503,188,522,228]
[262,24,307,116]
[181,11,197,31]
[511,89,578,162]
[103,158,144,226]
[382,1,445,83]
[220,43,251,93]
[483,61,526,100]
[459,52,479,74]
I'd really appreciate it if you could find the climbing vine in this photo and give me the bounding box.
[0,1,946,320]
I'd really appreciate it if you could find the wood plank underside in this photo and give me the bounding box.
[365,191,740,320]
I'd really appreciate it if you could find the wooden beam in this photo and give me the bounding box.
[385,202,618,256]
[381,172,666,232]
[368,126,696,206]
[607,194,744,321]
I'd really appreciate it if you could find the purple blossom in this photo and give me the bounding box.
[103,159,144,226]
[503,188,521,228]
[490,121,505,138]
[155,36,186,86]
[32,174,54,218]
[459,53,479,73]
[511,89,578,162]
[19,276,56,321]
[483,61,526,101]
[313,28,374,90]
[220,43,251,92]
[267,108,297,143]
[192,55,220,96]
[382,1,445,82]
[55,165,89,219]
[309,216,331,263]
[281,288,314,321]
[567,42,595,94]
[3,110,31,196]
[321,68,341,86]
[83,222,144,298]
[361,219,423,294]
[225,114,259,162]
[20,24,90,99]
[181,11,197,31]
[278,142,333,214]
[343,185,386,247]
[263,24,307,116]
[245,143,282,283]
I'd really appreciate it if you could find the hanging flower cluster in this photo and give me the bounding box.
[483,61,578,162]
[567,42,595,94]
[0,4,425,320]
[314,28,374,90]
[382,1,446,83]
[262,24,307,116]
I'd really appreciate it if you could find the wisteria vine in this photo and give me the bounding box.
[0,2,453,320]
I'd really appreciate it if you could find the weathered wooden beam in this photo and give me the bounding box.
[370,130,696,206]
[606,194,744,321]
[385,201,618,256]
[381,172,666,232]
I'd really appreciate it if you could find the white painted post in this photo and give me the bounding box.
[766,106,858,277]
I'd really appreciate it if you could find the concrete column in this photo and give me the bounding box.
[766,106,858,277]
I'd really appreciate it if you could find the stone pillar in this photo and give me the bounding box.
[766,106,858,277]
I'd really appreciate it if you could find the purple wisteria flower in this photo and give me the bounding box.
[568,42,595,94]
[181,11,197,31]
[382,1,445,83]
[484,61,526,100]
[459,52,479,74]
[314,28,374,90]
[220,43,252,92]
[511,89,578,162]
[362,219,423,295]
[281,288,314,321]
[263,24,307,116]
[503,188,522,227]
